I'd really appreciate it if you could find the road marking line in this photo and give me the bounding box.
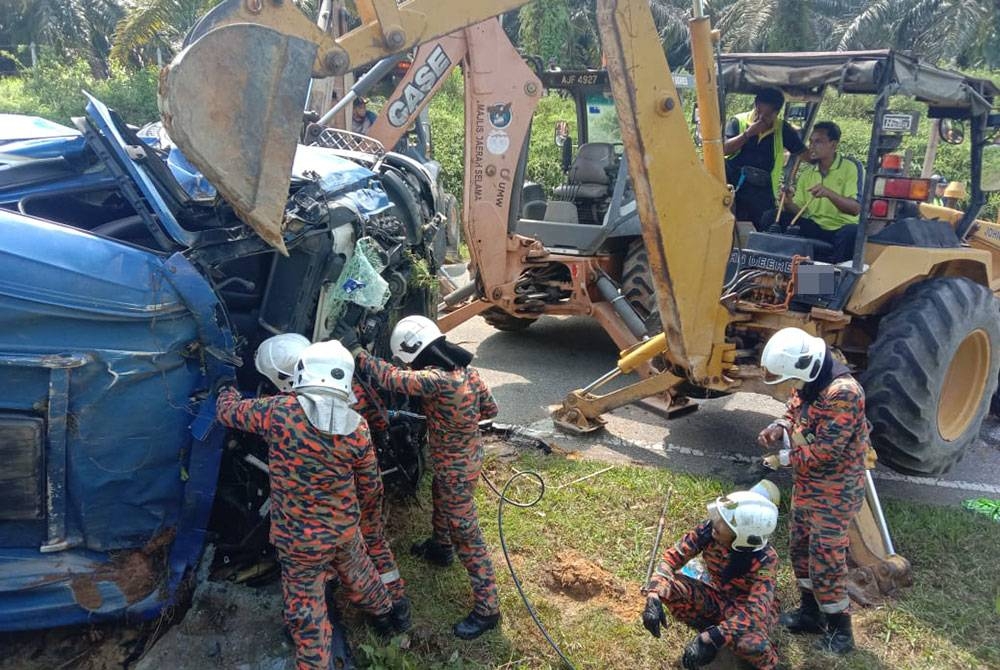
[650,442,1000,496]
[870,469,1000,495]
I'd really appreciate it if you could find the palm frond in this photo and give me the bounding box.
[110,0,213,66]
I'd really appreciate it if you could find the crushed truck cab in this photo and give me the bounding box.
[0,95,441,629]
[0,213,229,629]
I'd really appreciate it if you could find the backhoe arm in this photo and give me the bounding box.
[597,0,734,382]
[365,32,468,154]
[160,0,531,254]
[364,21,549,324]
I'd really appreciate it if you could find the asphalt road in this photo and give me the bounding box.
[450,313,1000,507]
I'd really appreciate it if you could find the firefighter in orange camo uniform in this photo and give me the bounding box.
[350,375,408,603]
[334,315,501,640]
[758,327,870,656]
[253,334,409,611]
[641,483,781,669]
[216,339,410,670]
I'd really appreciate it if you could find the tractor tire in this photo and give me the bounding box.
[483,307,536,332]
[862,277,1000,476]
[621,238,661,334]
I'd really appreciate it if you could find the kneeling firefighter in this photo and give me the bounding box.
[641,483,781,670]
[758,327,870,655]
[334,315,502,640]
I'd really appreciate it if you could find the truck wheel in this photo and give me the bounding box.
[862,277,1000,475]
[483,307,536,332]
[621,238,661,334]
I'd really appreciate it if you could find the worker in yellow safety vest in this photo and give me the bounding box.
[724,89,809,229]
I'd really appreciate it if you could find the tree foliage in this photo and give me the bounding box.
[0,0,124,75]
[518,0,573,64]
[713,0,999,65]
[110,0,215,67]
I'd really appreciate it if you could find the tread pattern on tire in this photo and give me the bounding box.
[482,307,536,332]
[861,277,1000,476]
[621,238,661,334]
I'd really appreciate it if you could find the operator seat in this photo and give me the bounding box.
[553,142,616,201]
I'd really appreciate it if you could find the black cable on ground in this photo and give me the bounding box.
[482,470,577,670]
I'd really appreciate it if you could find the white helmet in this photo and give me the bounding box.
[390,315,444,363]
[749,479,781,507]
[760,327,826,385]
[292,340,356,400]
[255,333,311,392]
[708,490,779,551]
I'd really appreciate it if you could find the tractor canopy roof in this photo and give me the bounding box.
[719,50,998,116]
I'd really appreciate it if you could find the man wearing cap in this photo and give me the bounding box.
[757,327,870,656]
[352,97,377,135]
[943,180,967,209]
[641,482,781,669]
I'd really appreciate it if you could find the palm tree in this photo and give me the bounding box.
[713,0,853,52]
[110,0,216,67]
[712,0,998,66]
[835,0,994,65]
[0,0,124,74]
[110,0,335,67]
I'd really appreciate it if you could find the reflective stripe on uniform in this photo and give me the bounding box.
[731,110,785,197]
[818,597,850,614]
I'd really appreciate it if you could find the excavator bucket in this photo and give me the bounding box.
[160,0,536,253]
[846,471,913,604]
[160,23,317,254]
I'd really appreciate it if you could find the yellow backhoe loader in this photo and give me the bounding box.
[302,10,1000,488]
[159,0,1000,606]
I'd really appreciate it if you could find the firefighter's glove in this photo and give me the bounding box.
[682,634,718,669]
[642,594,668,638]
[330,321,363,355]
[763,449,791,470]
[211,375,237,396]
[757,422,786,449]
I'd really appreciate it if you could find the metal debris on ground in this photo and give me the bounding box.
[480,421,552,453]
[553,465,615,490]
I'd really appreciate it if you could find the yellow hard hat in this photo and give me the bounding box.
[943,181,967,199]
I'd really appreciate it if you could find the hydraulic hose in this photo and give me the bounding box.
[481,471,577,670]
[595,272,647,339]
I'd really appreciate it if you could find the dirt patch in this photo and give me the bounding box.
[604,582,645,621]
[541,551,648,624]
[544,550,624,601]
[134,578,290,670]
[0,622,149,670]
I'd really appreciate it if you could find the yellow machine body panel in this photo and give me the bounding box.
[597,0,735,383]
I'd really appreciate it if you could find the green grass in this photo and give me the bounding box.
[343,450,1000,669]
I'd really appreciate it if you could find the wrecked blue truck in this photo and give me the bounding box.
[0,96,441,630]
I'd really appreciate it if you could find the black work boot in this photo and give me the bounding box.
[453,610,501,640]
[391,596,412,633]
[369,608,396,638]
[816,612,855,655]
[410,537,454,567]
[779,589,827,634]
